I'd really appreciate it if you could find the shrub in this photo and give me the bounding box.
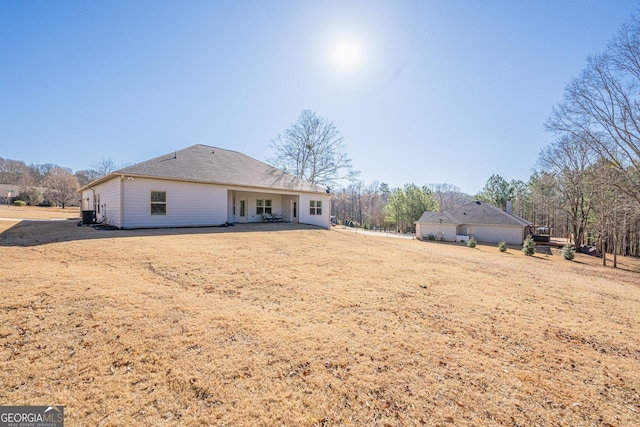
[13,200,26,206]
[467,237,477,248]
[18,187,43,206]
[562,244,575,261]
[498,241,508,252]
[522,234,536,256]
[425,234,436,241]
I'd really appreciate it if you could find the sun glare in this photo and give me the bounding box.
[330,39,362,71]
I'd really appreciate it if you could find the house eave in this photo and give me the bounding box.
[77,173,121,193]
[78,173,331,196]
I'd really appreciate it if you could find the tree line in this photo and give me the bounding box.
[331,182,474,232]
[329,163,640,263]
[541,14,640,265]
[0,156,119,208]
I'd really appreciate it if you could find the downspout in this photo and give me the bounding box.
[328,195,332,229]
[120,174,125,229]
[91,188,96,222]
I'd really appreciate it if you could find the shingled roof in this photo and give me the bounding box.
[417,200,530,227]
[86,144,326,193]
[416,210,461,225]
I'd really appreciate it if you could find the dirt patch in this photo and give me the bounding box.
[1,220,639,426]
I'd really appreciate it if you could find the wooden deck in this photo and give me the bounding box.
[533,237,572,255]
[548,237,571,247]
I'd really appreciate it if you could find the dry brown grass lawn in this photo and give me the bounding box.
[1,217,639,426]
[0,205,80,220]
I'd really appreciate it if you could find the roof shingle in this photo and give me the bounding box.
[112,144,326,193]
[417,200,530,227]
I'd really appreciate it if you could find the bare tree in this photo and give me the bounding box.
[427,183,473,211]
[75,169,100,187]
[547,17,640,205]
[269,110,359,188]
[527,172,558,233]
[44,167,79,208]
[589,160,616,266]
[31,163,58,185]
[92,157,119,177]
[331,181,391,229]
[361,181,389,229]
[509,179,530,219]
[0,157,30,185]
[537,134,598,246]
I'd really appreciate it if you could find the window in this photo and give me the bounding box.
[256,199,272,214]
[151,191,167,215]
[309,200,322,215]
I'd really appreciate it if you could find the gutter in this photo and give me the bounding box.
[120,174,125,229]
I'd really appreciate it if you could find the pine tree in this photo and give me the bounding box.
[522,234,536,256]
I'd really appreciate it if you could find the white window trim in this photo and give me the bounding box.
[256,199,273,214]
[309,200,322,216]
[150,190,167,216]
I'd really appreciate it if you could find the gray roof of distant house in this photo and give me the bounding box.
[0,183,48,195]
[417,200,530,227]
[83,144,326,193]
[416,210,461,225]
[0,184,22,195]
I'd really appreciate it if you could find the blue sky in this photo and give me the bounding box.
[1,0,637,195]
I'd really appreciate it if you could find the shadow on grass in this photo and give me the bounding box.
[529,255,552,261]
[0,220,326,247]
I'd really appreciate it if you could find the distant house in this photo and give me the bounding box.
[78,144,332,229]
[415,200,531,245]
[0,184,19,202]
[0,183,61,206]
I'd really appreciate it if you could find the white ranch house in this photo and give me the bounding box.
[78,144,332,229]
[415,200,531,245]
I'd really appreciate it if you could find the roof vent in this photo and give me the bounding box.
[475,200,481,205]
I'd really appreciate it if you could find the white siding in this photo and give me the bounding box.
[80,190,93,211]
[80,189,93,211]
[473,225,523,245]
[417,221,525,244]
[227,190,235,223]
[82,176,332,229]
[93,179,122,227]
[416,223,457,241]
[122,178,227,228]
[298,193,331,228]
